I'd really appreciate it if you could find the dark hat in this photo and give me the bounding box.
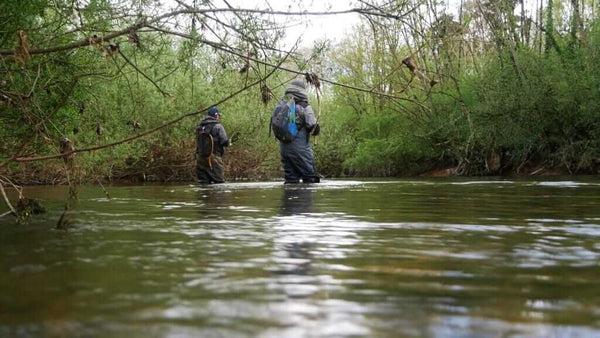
[207,106,220,117]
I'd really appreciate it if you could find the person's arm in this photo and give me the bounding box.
[303,105,320,136]
[216,124,230,147]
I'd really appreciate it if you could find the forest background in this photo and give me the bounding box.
[1,0,599,185]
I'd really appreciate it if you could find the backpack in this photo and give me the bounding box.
[196,124,214,168]
[270,97,298,143]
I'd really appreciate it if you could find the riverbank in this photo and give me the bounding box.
[3,159,597,186]
[2,139,598,186]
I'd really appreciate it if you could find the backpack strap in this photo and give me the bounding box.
[206,134,214,170]
[195,125,202,155]
[297,101,309,108]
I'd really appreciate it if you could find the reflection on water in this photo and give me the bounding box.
[280,186,315,216]
[0,179,599,336]
[274,187,316,277]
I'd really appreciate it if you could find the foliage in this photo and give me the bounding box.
[1,0,599,186]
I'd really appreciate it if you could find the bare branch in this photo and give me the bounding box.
[0,181,16,217]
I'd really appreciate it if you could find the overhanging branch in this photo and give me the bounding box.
[148,26,430,110]
[0,6,414,56]
[13,45,295,163]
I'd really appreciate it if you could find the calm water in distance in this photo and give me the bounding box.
[1,178,599,337]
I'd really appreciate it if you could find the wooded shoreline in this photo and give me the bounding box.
[2,1,599,191]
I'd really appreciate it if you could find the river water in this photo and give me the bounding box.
[1,178,599,337]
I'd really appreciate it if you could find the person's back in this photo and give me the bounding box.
[196,106,230,183]
[274,79,320,184]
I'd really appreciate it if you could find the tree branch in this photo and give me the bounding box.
[0,6,414,56]
[146,26,430,110]
[0,76,81,169]
[13,45,296,163]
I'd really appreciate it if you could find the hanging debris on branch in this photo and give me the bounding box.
[402,56,438,87]
[239,49,251,74]
[60,137,75,165]
[239,63,249,74]
[305,72,321,91]
[305,72,323,146]
[96,122,104,137]
[260,83,273,105]
[402,56,417,73]
[108,42,119,54]
[101,41,119,60]
[127,120,142,130]
[239,49,257,75]
[14,30,31,66]
[128,29,140,46]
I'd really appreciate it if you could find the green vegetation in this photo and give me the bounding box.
[1,0,598,185]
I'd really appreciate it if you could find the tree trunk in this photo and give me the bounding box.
[570,0,581,50]
[521,0,526,45]
[545,0,554,54]
[539,0,544,54]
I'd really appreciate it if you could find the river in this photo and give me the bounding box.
[1,178,599,336]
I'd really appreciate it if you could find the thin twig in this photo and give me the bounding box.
[156,66,180,82]
[0,181,16,217]
[118,49,171,97]
[96,179,110,199]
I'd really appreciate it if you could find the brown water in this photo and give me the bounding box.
[1,178,599,337]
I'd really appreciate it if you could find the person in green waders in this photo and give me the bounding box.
[196,106,231,184]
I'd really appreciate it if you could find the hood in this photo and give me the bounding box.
[200,116,219,127]
[285,79,309,103]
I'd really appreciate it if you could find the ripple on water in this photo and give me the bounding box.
[9,264,47,273]
[526,218,584,224]
[430,315,600,337]
[533,181,600,187]
[450,180,515,185]
[4,179,599,337]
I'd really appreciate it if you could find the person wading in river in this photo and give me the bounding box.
[271,78,320,183]
[196,106,231,184]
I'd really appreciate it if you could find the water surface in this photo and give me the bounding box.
[1,178,599,336]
